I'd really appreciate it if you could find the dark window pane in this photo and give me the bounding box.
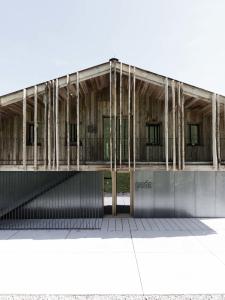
[146,124,160,145]
[188,124,200,145]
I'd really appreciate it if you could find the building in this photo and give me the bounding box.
[0,58,225,229]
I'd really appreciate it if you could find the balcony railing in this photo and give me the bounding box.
[0,137,217,166]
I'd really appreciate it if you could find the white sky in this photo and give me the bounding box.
[0,0,225,96]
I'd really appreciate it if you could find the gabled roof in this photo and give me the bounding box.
[0,59,224,107]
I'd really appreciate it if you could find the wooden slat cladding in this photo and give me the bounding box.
[0,70,224,171]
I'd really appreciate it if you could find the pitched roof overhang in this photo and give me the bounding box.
[0,59,224,107]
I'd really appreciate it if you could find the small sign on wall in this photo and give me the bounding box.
[135,180,152,190]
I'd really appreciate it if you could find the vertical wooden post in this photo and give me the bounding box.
[112,170,117,216]
[34,85,38,170]
[22,88,27,170]
[109,61,113,171]
[130,169,134,216]
[128,65,131,171]
[164,78,169,171]
[171,80,176,170]
[212,93,218,169]
[113,63,117,171]
[119,62,122,168]
[181,83,185,170]
[55,78,59,171]
[43,84,48,170]
[48,82,52,170]
[67,74,70,170]
[133,66,136,170]
[52,80,56,169]
[177,83,181,170]
[76,72,80,171]
[217,94,221,167]
[13,117,18,164]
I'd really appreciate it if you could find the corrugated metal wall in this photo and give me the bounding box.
[0,171,103,229]
[134,171,225,217]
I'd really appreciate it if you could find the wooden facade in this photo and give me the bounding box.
[0,59,225,172]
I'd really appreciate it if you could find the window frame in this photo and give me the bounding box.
[26,122,41,146]
[146,123,162,146]
[187,123,201,146]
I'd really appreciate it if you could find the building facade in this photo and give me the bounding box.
[0,58,225,228]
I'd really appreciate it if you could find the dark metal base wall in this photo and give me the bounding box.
[0,171,103,229]
[134,171,225,218]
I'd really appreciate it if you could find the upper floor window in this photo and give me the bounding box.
[69,123,77,145]
[187,124,200,146]
[26,122,41,146]
[146,123,161,145]
[65,123,82,146]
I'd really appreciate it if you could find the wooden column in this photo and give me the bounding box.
[128,65,131,171]
[119,62,122,168]
[181,83,185,170]
[43,84,48,169]
[76,72,80,171]
[47,82,52,170]
[111,170,117,216]
[130,169,134,216]
[133,66,136,170]
[177,83,181,170]
[109,61,113,171]
[55,78,59,171]
[164,78,169,171]
[22,88,27,170]
[13,117,18,165]
[212,93,218,169]
[34,85,38,170]
[52,80,56,169]
[217,94,221,167]
[171,80,176,170]
[113,63,117,171]
[67,74,70,170]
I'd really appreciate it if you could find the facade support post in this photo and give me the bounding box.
[113,62,117,171]
[212,93,218,169]
[181,83,185,170]
[119,62,122,168]
[128,65,131,171]
[217,94,221,167]
[133,66,136,170]
[55,79,59,171]
[34,85,38,170]
[43,84,48,170]
[109,61,113,171]
[76,72,80,171]
[164,78,169,171]
[67,75,70,170]
[22,88,27,170]
[111,170,117,216]
[177,83,181,170]
[172,80,176,170]
[47,82,52,170]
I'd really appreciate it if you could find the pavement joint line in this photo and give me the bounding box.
[129,220,144,296]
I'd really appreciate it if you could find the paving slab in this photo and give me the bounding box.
[0,218,225,296]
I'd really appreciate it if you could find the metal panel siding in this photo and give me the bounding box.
[134,171,154,217]
[215,172,225,217]
[0,171,103,229]
[174,172,195,217]
[195,172,216,217]
[134,171,225,218]
[15,172,103,218]
[0,171,68,217]
[154,172,175,217]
